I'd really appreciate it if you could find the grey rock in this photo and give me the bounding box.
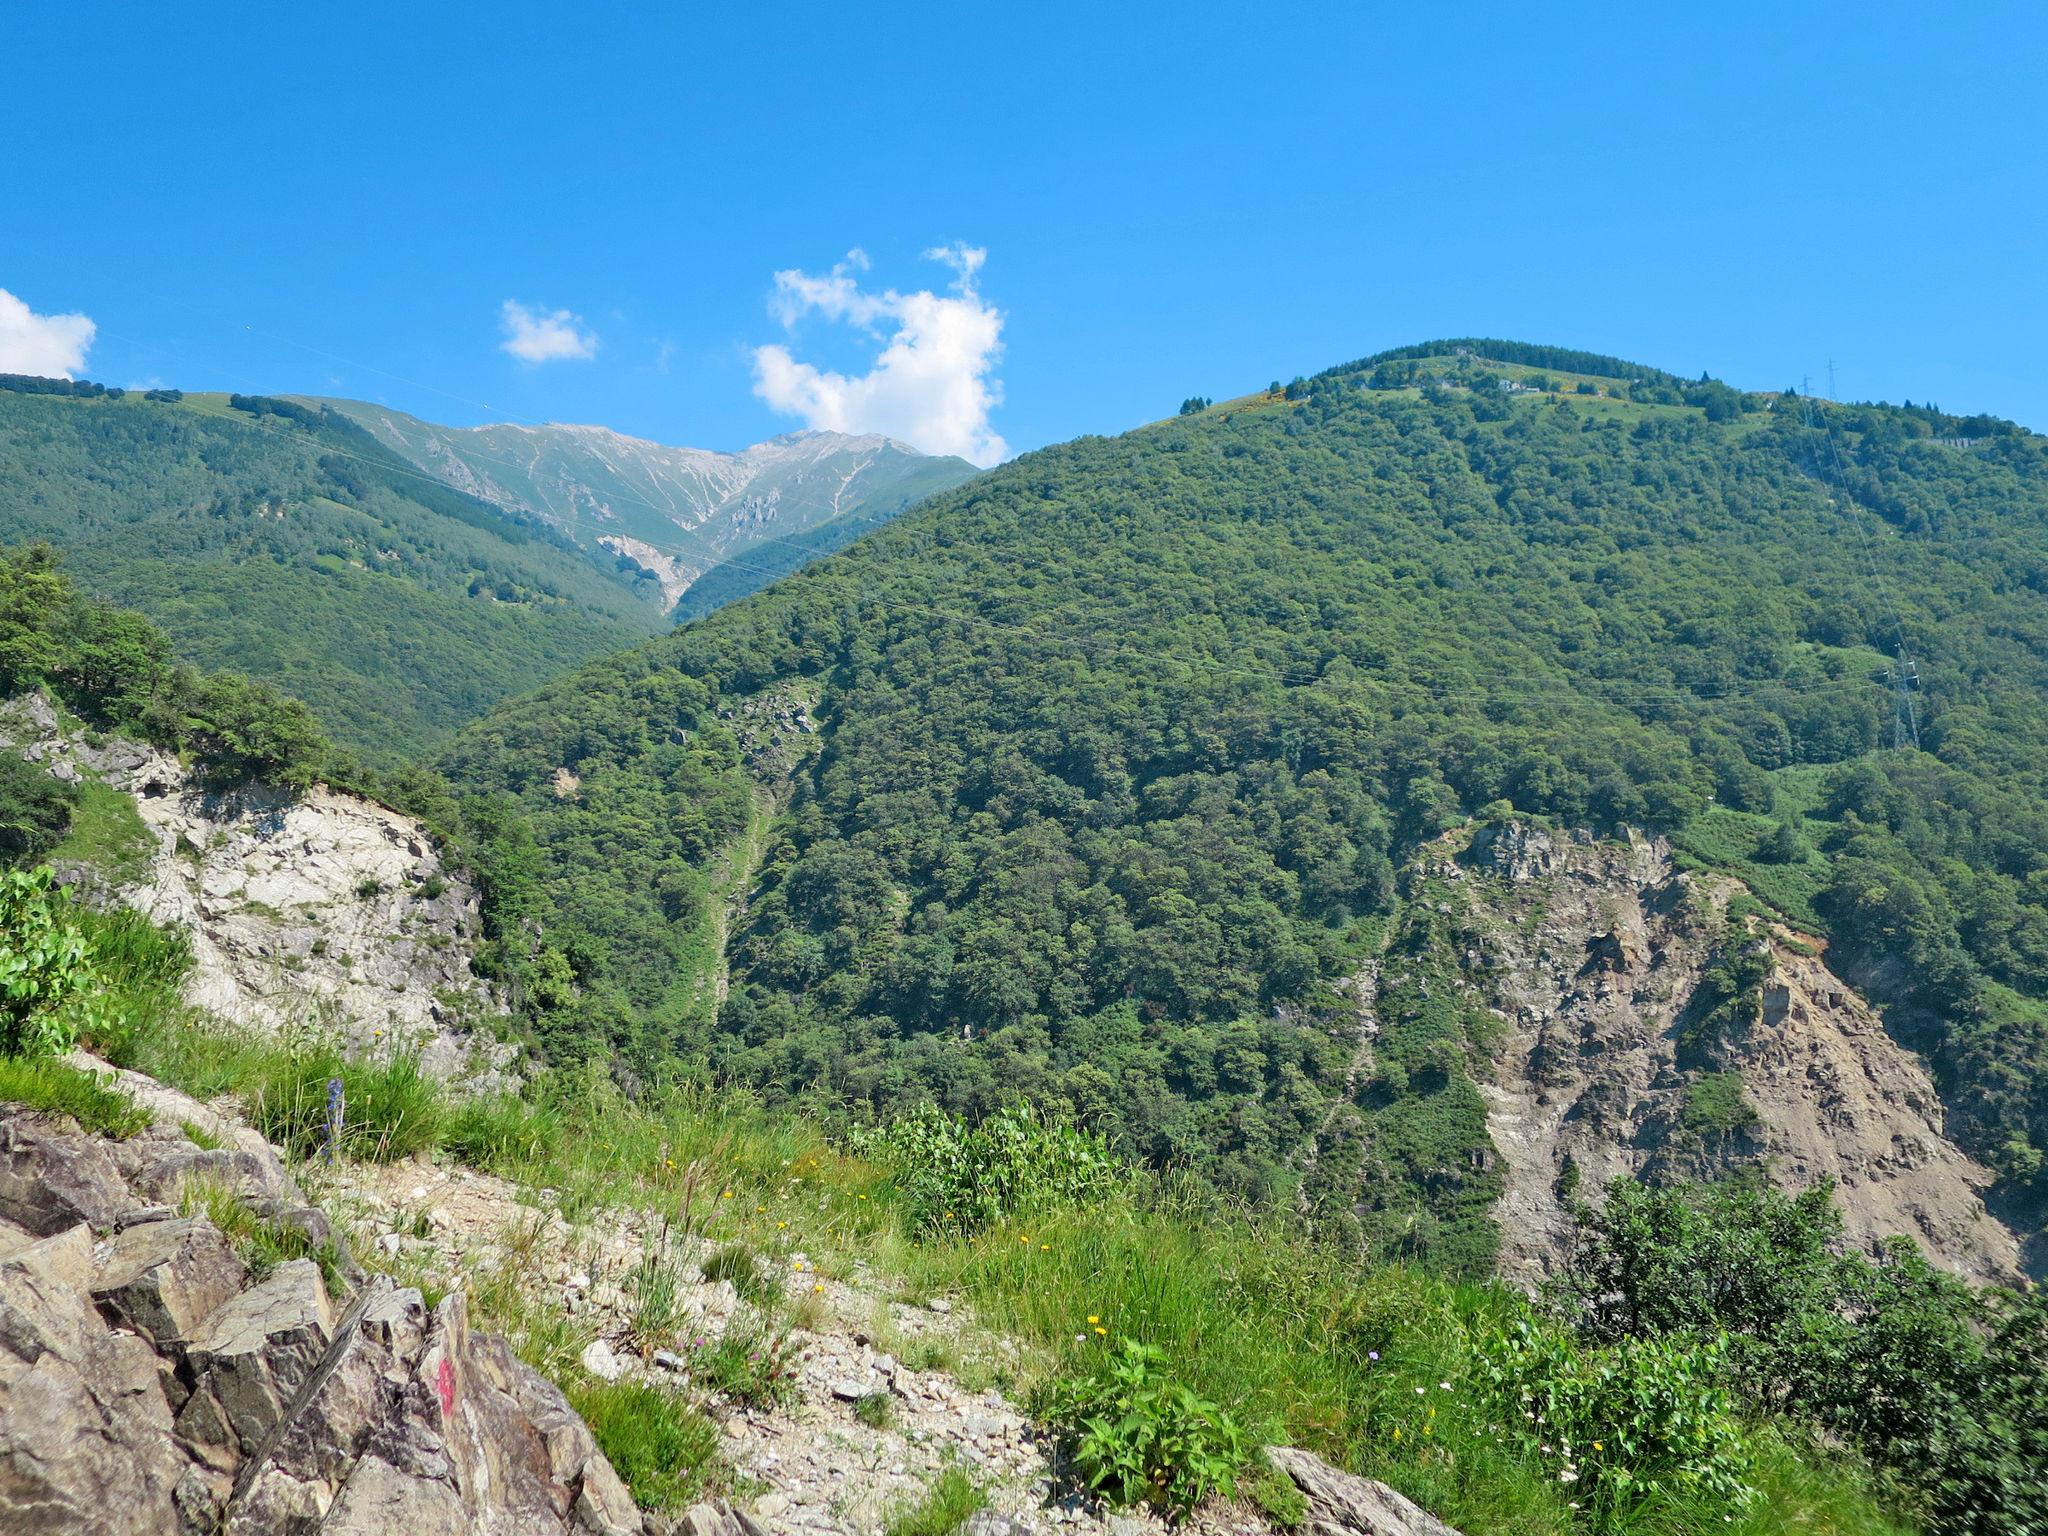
[581,1336,627,1381]
[653,1348,685,1371]
[1265,1445,1463,1536]
[91,1215,248,1349]
[927,1297,952,1314]
[0,1107,132,1234]
[0,1225,185,1535]
[186,1257,336,1453]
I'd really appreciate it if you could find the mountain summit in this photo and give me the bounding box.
[318,401,980,609]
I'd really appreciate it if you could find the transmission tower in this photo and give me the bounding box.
[1890,647,1921,751]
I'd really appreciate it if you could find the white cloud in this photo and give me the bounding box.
[499,300,598,363]
[752,243,1006,466]
[0,288,95,378]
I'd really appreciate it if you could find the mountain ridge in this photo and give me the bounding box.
[427,345,2048,1280]
[316,399,980,610]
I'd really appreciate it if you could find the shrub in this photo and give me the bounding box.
[1469,1312,1755,1530]
[566,1379,719,1511]
[853,1101,1124,1234]
[0,866,104,1056]
[1040,1338,1249,1516]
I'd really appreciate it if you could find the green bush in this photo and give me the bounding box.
[853,1101,1124,1234]
[1470,1313,1755,1530]
[565,1379,719,1512]
[1040,1338,1249,1516]
[0,866,104,1056]
[1550,1176,2048,1535]
[688,1325,799,1409]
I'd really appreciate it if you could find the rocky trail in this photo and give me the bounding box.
[0,1057,1438,1536]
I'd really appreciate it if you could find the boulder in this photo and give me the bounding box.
[0,1108,132,1235]
[1265,1445,1463,1536]
[0,1225,185,1536]
[184,1258,336,1455]
[91,1216,248,1349]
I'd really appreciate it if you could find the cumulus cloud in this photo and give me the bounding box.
[499,300,598,363]
[752,243,1006,466]
[0,287,95,378]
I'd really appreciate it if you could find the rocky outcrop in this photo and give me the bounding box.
[1438,823,2021,1286]
[1264,1447,1461,1536]
[1,694,512,1087]
[0,1077,650,1536]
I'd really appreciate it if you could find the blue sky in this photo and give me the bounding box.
[5,3,2044,459]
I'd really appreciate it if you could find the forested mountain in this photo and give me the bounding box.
[430,342,2048,1274]
[0,379,665,758]
[319,399,979,611]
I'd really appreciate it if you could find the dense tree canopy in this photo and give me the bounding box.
[433,357,2048,1237]
[0,381,664,759]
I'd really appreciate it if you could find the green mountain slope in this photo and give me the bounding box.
[320,399,979,610]
[432,344,2048,1257]
[0,380,665,759]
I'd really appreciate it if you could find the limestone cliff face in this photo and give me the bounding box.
[2,696,511,1085]
[1434,821,2021,1287]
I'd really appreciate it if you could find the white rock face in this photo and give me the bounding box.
[3,695,513,1087]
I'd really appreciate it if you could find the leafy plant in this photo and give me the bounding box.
[1040,1338,1249,1517]
[689,1325,799,1409]
[0,865,104,1057]
[854,1101,1124,1234]
[1470,1312,1755,1530]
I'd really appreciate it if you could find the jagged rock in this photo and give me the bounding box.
[0,1107,132,1235]
[91,1215,248,1349]
[2,697,515,1087]
[1266,1445,1462,1536]
[672,1501,771,1536]
[1438,825,2024,1285]
[0,1225,186,1535]
[185,1258,337,1455]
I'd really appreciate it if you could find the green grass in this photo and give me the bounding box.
[0,1053,152,1136]
[565,1379,721,1512]
[239,1043,448,1163]
[176,1174,349,1292]
[1668,806,1831,933]
[47,779,154,885]
[883,1466,984,1536]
